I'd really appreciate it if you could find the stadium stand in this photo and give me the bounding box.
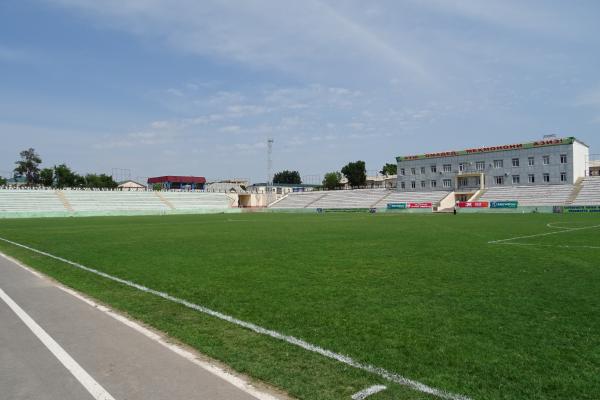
[478,184,574,206]
[0,189,232,215]
[371,191,451,208]
[571,177,600,205]
[158,191,232,209]
[63,190,168,212]
[0,189,67,213]
[270,189,451,209]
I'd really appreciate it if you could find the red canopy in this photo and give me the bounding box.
[147,176,206,184]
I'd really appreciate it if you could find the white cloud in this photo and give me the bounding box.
[46,0,431,84]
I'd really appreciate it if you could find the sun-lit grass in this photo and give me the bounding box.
[0,212,599,399]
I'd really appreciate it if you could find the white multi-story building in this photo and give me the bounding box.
[396,137,589,200]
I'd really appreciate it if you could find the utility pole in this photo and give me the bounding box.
[267,138,274,204]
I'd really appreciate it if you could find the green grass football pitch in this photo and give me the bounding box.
[0,212,599,400]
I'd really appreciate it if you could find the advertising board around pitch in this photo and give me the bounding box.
[490,201,518,209]
[456,201,489,208]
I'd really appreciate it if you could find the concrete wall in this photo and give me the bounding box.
[572,140,590,181]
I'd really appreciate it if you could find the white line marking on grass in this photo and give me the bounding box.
[351,384,387,399]
[0,237,471,400]
[0,288,116,400]
[546,222,574,230]
[492,242,600,250]
[488,224,600,245]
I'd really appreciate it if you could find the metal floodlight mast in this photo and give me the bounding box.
[267,138,274,204]
[267,138,274,184]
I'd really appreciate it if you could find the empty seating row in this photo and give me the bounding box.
[0,190,232,214]
[479,185,574,206]
[571,177,600,205]
[159,192,232,209]
[270,189,450,209]
[0,190,66,212]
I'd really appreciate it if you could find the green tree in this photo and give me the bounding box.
[0,176,6,186]
[53,164,78,188]
[14,148,42,185]
[273,170,302,184]
[380,163,397,176]
[84,174,118,188]
[40,168,55,187]
[341,160,367,188]
[322,171,342,190]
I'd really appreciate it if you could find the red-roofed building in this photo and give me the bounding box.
[147,176,206,190]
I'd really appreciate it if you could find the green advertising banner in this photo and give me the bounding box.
[387,203,407,209]
[490,201,518,208]
[317,208,371,213]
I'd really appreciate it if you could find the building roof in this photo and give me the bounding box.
[397,136,584,162]
[147,176,206,184]
[118,180,146,188]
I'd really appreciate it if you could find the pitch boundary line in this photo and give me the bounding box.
[488,223,600,247]
[0,236,471,400]
[351,384,387,399]
[0,288,116,400]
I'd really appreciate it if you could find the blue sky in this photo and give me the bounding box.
[1,0,599,183]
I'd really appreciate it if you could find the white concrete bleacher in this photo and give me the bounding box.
[269,191,325,208]
[159,191,231,209]
[63,190,168,212]
[310,189,387,209]
[479,185,574,206]
[0,189,232,215]
[0,189,66,213]
[270,189,450,209]
[571,177,600,205]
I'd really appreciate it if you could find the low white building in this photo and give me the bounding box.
[117,180,146,191]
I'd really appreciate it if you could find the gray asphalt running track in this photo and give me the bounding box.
[0,254,274,400]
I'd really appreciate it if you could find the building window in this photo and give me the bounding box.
[512,158,520,167]
[411,167,416,175]
[543,155,550,165]
[528,174,535,183]
[411,181,416,189]
[494,160,503,168]
[430,180,437,188]
[512,175,520,184]
[476,161,485,171]
[528,157,535,166]
[543,173,550,183]
[495,176,504,185]
[430,165,437,173]
[443,164,451,172]
[420,180,426,188]
[400,168,405,176]
[458,163,466,172]
[560,172,567,182]
[420,166,426,174]
[401,181,405,189]
[560,154,567,164]
[443,179,451,188]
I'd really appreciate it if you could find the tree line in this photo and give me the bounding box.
[4,148,118,188]
[272,161,397,190]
